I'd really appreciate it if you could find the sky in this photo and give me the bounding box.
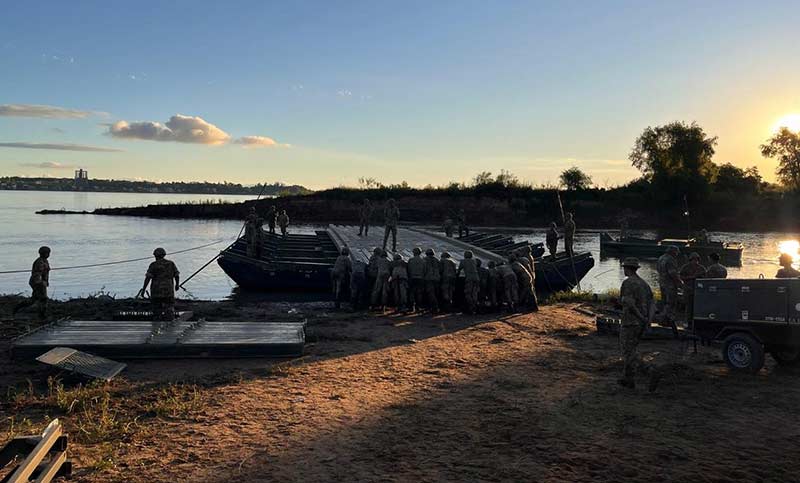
[1,0,799,190]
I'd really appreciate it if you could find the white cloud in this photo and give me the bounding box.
[108,114,230,145]
[234,136,288,148]
[0,142,123,152]
[19,161,76,169]
[0,104,94,119]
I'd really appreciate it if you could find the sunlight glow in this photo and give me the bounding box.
[778,240,799,257]
[773,114,800,133]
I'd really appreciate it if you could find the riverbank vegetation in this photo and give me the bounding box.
[81,121,800,232]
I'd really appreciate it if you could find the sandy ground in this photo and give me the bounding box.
[2,296,800,482]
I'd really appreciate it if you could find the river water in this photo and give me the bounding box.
[1,191,797,300]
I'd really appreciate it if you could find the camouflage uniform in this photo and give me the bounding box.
[332,249,352,308]
[15,251,51,318]
[383,201,400,252]
[349,261,367,310]
[367,250,381,299]
[511,260,535,308]
[457,210,469,238]
[422,251,441,311]
[458,254,479,313]
[245,209,259,257]
[390,256,409,310]
[656,251,680,334]
[546,224,559,257]
[277,211,290,236]
[706,263,727,279]
[443,218,455,238]
[407,249,426,311]
[440,254,457,309]
[776,266,800,278]
[358,200,373,236]
[564,214,576,257]
[146,257,180,321]
[679,259,707,326]
[619,266,654,387]
[477,260,489,310]
[487,262,501,309]
[266,206,277,234]
[371,253,391,308]
[496,263,517,310]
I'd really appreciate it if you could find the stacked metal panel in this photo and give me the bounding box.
[12,320,306,359]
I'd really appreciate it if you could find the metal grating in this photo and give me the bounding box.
[36,347,127,381]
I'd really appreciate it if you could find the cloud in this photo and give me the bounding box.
[19,161,76,169]
[0,104,94,119]
[234,135,289,148]
[107,114,230,145]
[0,142,123,152]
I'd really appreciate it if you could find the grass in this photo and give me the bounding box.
[544,288,621,305]
[144,383,206,419]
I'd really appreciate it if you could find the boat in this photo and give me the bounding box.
[218,225,593,294]
[599,232,743,265]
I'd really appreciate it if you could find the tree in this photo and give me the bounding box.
[559,167,593,190]
[714,163,762,194]
[629,121,718,200]
[472,171,494,186]
[495,169,519,187]
[761,127,800,190]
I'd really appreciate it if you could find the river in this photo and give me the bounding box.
[1,191,797,300]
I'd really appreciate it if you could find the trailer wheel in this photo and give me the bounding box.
[770,348,800,366]
[722,333,765,374]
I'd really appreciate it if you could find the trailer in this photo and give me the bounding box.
[693,278,800,373]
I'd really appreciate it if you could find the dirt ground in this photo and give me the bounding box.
[2,296,800,482]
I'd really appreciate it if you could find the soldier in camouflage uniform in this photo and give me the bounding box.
[407,247,426,311]
[349,261,367,311]
[776,253,800,278]
[564,212,576,257]
[13,246,51,318]
[510,255,536,311]
[705,252,727,279]
[443,217,455,238]
[245,207,259,258]
[456,209,469,238]
[266,205,277,234]
[440,252,457,310]
[618,257,654,389]
[332,247,352,309]
[487,261,500,310]
[497,261,518,312]
[679,252,707,328]
[140,247,180,322]
[358,199,373,236]
[370,248,391,310]
[546,222,559,258]
[656,245,681,337]
[382,199,400,252]
[423,248,441,312]
[457,251,480,314]
[390,253,409,311]
[476,259,489,311]
[277,210,290,236]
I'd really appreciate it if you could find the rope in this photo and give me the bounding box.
[0,239,229,275]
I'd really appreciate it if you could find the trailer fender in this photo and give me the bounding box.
[714,327,764,345]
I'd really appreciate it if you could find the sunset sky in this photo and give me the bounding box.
[1,0,799,190]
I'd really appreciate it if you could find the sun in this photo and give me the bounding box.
[773,113,800,133]
[779,240,800,257]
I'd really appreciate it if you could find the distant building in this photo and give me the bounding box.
[74,169,89,189]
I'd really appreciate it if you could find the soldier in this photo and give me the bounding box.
[656,245,681,337]
[140,247,180,322]
[13,246,51,318]
[350,261,368,311]
[706,252,727,278]
[497,261,518,312]
[477,258,489,311]
[370,248,391,310]
[457,209,469,238]
[487,261,501,310]
[443,217,455,238]
[522,245,539,311]
[332,247,352,309]
[696,228,710,245]
[367,247,382,298]
[679,252,707,328]
[546,222,559,258]
[776,253,800,278]
[423,248,441,312]
[510,255,537,311]
[266,205,277,234]
[383,198,400,252]
[390,253,409,311]
[618,257,654,389]
[253,215,264,258]
[564,212,576,257]
[277,210,290,236]
[358,199,373,236]
[245,207,259,258]
[440,252,458,310]
[407,247,426,311]
[457,251,480,314]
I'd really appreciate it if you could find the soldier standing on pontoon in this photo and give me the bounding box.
[140,247,180,322]
[358,199,373,237]
[383,199,400,252]
[564,212,576,257]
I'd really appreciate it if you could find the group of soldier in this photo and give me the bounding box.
[244,205,291,257]
[14,246,182,322]
[331,244,540,314]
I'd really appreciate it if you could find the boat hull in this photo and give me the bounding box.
[600,232,743,265]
